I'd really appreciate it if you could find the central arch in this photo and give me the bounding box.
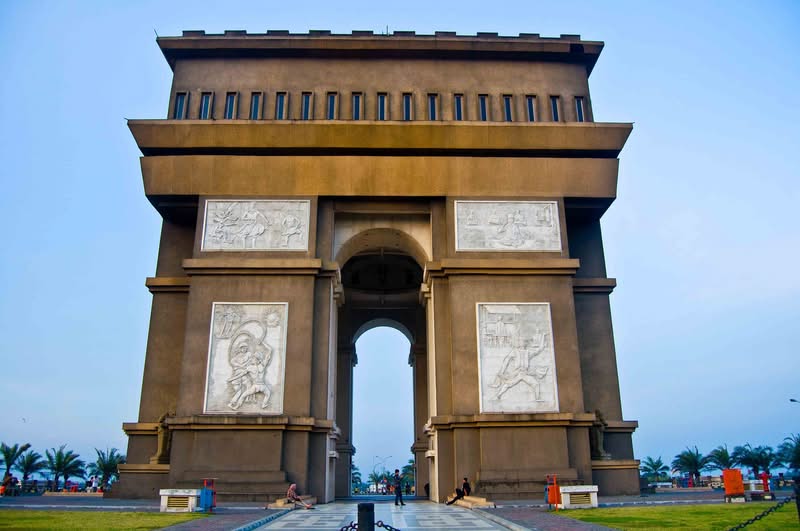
[333,224,430,498]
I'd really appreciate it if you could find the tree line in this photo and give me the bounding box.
[0,442,125,492]
[640,434,800,484]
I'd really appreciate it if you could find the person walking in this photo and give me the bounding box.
[393,469,406,506]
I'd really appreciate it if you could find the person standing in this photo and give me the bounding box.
[393,469,406,506]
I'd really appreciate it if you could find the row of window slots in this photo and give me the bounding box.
[173,91,589,123]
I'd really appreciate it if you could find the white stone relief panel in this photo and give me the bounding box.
[201,200,310,251]
[477,303,559,413]
[455,200,561,252]
[204,302,287,414]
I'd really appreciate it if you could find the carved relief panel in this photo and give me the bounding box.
[455,200,561,252]
[204,302,288,414]
[477,303,559,413]
[201,199,310,251]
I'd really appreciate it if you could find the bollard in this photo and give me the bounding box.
[358,502,375,531]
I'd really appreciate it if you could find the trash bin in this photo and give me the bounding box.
[199,478,216,512]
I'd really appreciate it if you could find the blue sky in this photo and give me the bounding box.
[1,0,798,481]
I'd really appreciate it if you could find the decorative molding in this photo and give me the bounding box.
[455,200,561,252]
[118,464,170,474]
[591,459,640,471]
[183,258,322,275]
[477,303,559,414]
[604,420,639,433]
[573,278,617,294]
[424,258,579,283]
[201,199,310,251]
[430,412,593,431]
[145,277,191,293]
[122,422,159,435]
[203,303,288,415]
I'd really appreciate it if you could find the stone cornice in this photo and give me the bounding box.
[424,258,580,283]
[591,459,640,470]
[129,121,632,157]
[157,31,604,73]
[430,412,595,431]
[182,258,322,275]
[145,277,191,293]
[166,414,336,432]
[573,277,617,294]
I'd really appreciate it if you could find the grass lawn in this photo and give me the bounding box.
[562,501,799,530]
[0,510,207,530]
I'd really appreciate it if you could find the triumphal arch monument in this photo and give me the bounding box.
[115,30,639,502]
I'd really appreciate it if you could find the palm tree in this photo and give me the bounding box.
[45,446,85,491]
[15,450,47,482]
[671,447,710,485]
[368,471,381,493]
[706,445,736,472]
[402,458,415,486]
[1,442,31,478]
[732,444,779,477]
[640,456,669,482]
[778,434,800,472]
[350,463,362,493]
[86,448,125,488]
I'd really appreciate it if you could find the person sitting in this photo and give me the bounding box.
[445,477,471,505]
[285,483,314,510]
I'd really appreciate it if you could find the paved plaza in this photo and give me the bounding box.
[255,500,507,530]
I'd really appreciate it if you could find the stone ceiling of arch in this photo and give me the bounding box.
[333,213,431,266]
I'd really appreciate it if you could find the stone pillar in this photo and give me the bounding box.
[410,343,429,495]
[335,346,357,497]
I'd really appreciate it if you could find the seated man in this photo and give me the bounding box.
[285,483,314,510]
[445,477,471,505]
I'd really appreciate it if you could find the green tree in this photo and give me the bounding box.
[86,448,125,488]
[706,445,736,471]
[1,442,31,478]
[350,463,362,493]
[640,456,669,482]
[45,446,85,491]
[778,434,800,471]
[368,471,380,492]
[671,446,710,485]
[14,450,47,482]
[401,458,415,486]
[732,444,779,477]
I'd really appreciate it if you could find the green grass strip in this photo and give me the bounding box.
[0,510,207,530]
[562,501,799,530]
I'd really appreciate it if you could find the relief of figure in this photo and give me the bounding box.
[280,213,303,247]
[489,334,550,400]
[216,306,241,338]
[466,209,479,226]
[211,203,240,243]
[494,213,525,247]
[235,205,270,249]
[227,334,273,410]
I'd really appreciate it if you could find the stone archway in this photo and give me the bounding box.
[333,224,429,499]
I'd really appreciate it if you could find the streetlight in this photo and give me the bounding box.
[790,398,799,403]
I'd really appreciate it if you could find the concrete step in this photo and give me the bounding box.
[455,495,496,509]
[267,495,317,509]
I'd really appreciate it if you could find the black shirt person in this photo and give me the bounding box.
[446,477,471,505]
[393,469,406,506]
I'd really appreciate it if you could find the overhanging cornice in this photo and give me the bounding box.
[128,121,633,158]
[157,32,604,74]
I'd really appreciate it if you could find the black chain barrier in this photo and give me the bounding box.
[727,494,796,531]
[339,520,401,531]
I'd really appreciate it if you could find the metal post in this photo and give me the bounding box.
[793,476,800,522]
[358,502,375,531]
